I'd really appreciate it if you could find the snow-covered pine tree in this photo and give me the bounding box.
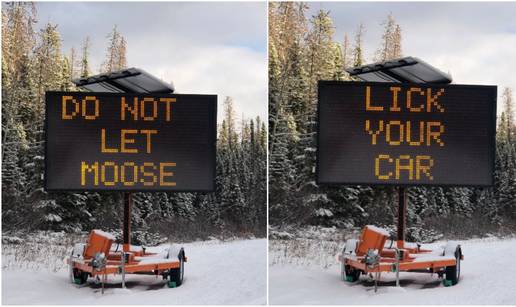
[392,25,402,59]
[352,23,365,67]
[342,33,351,70]
[101,25,127,73]
[68,47,78,80]
[80,36,91,78]
[374,13,403,62]
[496,88,516,222]
[1,6,35,224]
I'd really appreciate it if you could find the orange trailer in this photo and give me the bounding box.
[339,225,463,288]
[68,230,186,288]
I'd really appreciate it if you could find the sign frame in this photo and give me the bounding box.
[44,91,217,192]
[316,80,497,188]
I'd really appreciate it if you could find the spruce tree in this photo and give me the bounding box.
[352,23,365,67]
[342,33,351,69]
[102,25,127,73]
[80,36,91,78]
[69,47,78,80]
[374,13,402,61]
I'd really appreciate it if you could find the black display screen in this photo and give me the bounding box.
[317,81,496,186]
[45,92,217,191]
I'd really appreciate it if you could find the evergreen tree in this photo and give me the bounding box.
[80,36,91,78]
[117,37,127,70]
[496,87,516,221]
[374,13,403,61]
[352,23,365,67]
[69,47,78,80]
[501,87,514,138]
[1,56,29,208]
[392,25,402,59]
[342,33,351,70]
[268,2,308,154]
[269,2,308,66]
[102,25,127,73]
[60,56,73,91]
[1,2,37,80]
[305,10,343,99]
[332,43,344,80]
[223,96,238,150]
[33,23,64,108]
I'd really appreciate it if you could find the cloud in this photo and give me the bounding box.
[133,44,267,125]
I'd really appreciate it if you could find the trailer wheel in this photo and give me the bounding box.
[72,268,88,285]
[444,247,461,286]
[344,265,360,282]
[168,251,185,288]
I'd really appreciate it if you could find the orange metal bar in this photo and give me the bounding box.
[398,259,455,271]
[344,258,393,272]
[344,256,456,273]
[70,259,180,276]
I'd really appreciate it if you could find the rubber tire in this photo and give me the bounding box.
[344,265,360,282]
[72,268,88,285]
[445,248,461,286]
[169,256,184,287]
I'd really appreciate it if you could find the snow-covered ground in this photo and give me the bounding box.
[269,237,516,305]
[2,238,266,305]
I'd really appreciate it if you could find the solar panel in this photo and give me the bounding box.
[345,57,452,84]
[73,68,174,94]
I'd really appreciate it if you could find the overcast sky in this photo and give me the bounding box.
[35,2,267,123]
[308,2,516,115]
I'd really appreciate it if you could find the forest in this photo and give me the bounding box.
[268,2,516,241]
[2,2,516,244]
[1,3,267,242]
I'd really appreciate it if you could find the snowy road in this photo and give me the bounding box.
[269,237,516,305]
[2,239,266,305]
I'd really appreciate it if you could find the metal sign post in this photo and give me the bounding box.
[123,192,132,252]
[397,187,407,248]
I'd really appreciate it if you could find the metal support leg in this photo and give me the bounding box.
[121,252,126,289]
[101,272,106,294]
[341,260,345,281]
[395,248,401,287]
[374,270,380,293]
[397,187,407,249]
[123,192,132,252]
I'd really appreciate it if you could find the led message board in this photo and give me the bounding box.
[317,81,496,186]
[45,92,217,191]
